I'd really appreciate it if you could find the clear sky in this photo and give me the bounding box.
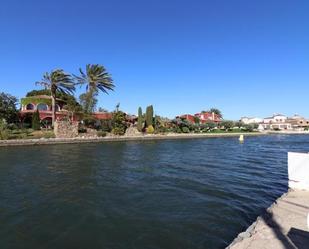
[0,0,308,120]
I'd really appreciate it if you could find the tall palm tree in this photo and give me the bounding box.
[74,64,114,113]
[36,69,75,126]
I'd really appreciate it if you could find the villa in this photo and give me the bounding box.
[195,112,221,123]
[19,95,76,126]
[287,115,309,130]
[177,112,221,123]
[259,114,292,130]
[19,94,137,127]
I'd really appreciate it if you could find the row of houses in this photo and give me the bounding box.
[241,114,309,131]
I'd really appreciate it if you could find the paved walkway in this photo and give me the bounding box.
[228,190,309,249]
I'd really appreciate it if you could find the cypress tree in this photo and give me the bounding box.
[137,107,143,132]
[145,105,154,127]
[32,110,41,130]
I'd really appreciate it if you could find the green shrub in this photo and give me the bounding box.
[32,110,41,130]
[182,127,190,133]
[242,124,254,132]
[112,127,126,135]
[0,130,9,140]
[146,125,155,134]
[97,131,107,137]
[43,131,55,139]
[78,127,87,133]
[100,120,112,132]
[112,111,127,135]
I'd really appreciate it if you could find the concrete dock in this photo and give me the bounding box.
[228,190,309,249]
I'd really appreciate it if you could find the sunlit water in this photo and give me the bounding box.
[1,135,309,249]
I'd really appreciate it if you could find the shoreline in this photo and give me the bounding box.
[0,132,266,147]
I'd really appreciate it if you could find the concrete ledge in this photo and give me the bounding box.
[227,190,309,249]
[0,132,265,147]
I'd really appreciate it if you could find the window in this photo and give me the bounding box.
[26,103,34,110]
[37,103,48,111]
[55,105,60,111]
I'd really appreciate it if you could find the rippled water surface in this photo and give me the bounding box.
[1,135,309,249]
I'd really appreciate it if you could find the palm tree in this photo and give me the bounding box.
[74,64,114,113]
[36,69,75,126]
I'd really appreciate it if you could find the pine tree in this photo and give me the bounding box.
[32,110,41,130]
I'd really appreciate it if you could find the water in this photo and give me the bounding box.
[0,135,309,249]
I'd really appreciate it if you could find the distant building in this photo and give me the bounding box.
[195,112,221,123]
[287,115,309,130]
[177,114,196,123]
[240,117,263,124]
[177,112,221,123]
[260,114,292,130]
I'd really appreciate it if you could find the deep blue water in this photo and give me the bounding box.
[0,135,309,249]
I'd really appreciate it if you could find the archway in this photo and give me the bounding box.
[37,103,49,111]
[26,103,35,110]
[41,117,52,129]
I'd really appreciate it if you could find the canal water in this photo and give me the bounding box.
[0,135,309,249]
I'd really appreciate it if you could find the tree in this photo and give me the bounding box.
[32,110,41,130]
[36,69,75,126]
[209,108,223,118]
[79,92,98,113]
[137,107,143,132]
[221,120,234,131]
[145,105,154,127]
[0,92,18,124]
[98,107,108,112]
[235,121,244,128]
[63,96,83,121]
[112,111,127,135]
[194,116,200,124]
[74,64,114,113]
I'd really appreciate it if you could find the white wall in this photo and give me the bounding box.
[288,152,309,190]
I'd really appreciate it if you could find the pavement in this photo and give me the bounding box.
[228,190,309,249]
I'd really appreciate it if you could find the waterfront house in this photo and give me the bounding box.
[260,114,292,130]
[20,95,77,126]
[19,95,124,126]
[195,112,221,123]
[177,112,221,124]
[177,114,196,123]
[287,115,309,130]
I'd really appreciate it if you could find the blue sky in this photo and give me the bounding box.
[0,0,308,119]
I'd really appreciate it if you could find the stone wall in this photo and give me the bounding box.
[124,126,142,137]
[54,121,79,138]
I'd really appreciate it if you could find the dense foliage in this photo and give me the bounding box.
[32,110,41,130]
[145,105,154,127]
[111,111,127,135]
[0,92,18,124]
[137,107,143,132]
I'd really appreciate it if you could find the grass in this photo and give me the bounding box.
[1,129,55,140]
